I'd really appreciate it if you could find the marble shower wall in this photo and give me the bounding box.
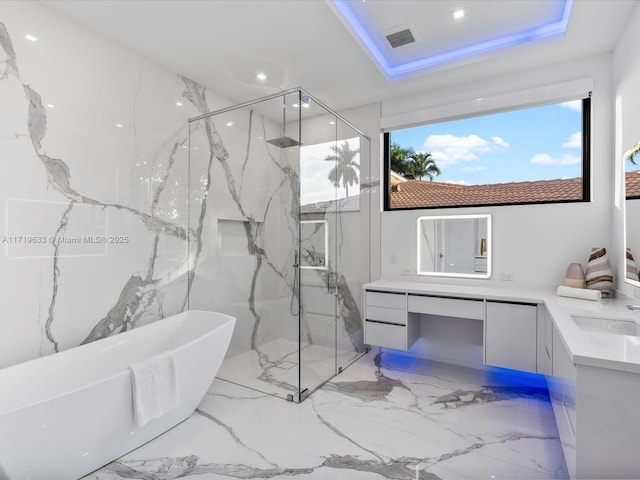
[0,2,235,368]
[0,2,370,381]
[186,94,303,359]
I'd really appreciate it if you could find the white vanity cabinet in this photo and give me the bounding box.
[549,322,577,478]
[363,280,640,478]
[536,305,553,375]
[364,291,415,351]
[484,301,538,373]
[408,294,484,320]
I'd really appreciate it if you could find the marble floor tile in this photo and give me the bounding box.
[216,338,362,400]
[85,349,568,480]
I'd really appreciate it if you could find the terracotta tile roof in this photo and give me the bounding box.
[626,171,640,197]
[390,177,583,209]
[301,195,360,214]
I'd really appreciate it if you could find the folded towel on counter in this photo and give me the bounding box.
[557,285,602,301]
[129,351,179,427]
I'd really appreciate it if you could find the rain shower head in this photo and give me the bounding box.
[266,136,300,148]
[267,93,302,148]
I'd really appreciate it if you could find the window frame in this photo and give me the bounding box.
[383,96,591,211]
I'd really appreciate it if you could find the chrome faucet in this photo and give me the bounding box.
[627,305,640,311]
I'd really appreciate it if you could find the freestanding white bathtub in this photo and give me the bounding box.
[0,310,235,480]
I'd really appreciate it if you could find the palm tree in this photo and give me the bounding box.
[407,151,441,181]
[325,141,360,197]
[625,142,640,165]
[390,143,413,175]
[389,142,441,181]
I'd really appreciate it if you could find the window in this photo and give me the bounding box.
[300,137,361,212]
[384,97,591,210]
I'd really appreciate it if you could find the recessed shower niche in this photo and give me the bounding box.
[187,89,371,402]
[217,219,263,256]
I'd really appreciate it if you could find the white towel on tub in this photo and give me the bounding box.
[129,351,179,427]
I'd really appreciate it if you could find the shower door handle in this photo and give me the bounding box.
[326,271,339,296]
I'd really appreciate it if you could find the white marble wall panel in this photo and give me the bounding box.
[0,2,223,368]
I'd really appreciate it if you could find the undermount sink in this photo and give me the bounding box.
[571,315,640,337]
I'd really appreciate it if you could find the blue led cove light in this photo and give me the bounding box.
[331,0,573,79]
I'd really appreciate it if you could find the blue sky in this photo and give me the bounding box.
[391,100,583,185]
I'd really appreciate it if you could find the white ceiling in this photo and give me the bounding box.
[39,0,638,112]
[327,0,571,76]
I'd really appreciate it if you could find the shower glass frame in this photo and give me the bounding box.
[187,88,371,403]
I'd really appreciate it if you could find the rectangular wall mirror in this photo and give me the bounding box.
[417,214,491,279]
[624,141,640,287]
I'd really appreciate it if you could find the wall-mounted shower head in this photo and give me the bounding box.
[266,136,300,148]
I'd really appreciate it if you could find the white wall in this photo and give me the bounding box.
[613,3,640,299]
[378,54,615,288]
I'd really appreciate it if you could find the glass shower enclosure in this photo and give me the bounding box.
[187,89,371,402]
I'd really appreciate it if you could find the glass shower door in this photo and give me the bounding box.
[298,98,369,401]
[333,120,368,375]
[298,105,340,401]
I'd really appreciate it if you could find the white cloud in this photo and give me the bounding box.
[530,153,581,166]
[561,100,581,112]
[461,166,487,174]
[443,179,472,186]
[491,136,510,148]
[562,131,582,149]
[423,133,509,166]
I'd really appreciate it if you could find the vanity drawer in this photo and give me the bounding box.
[365,321,407,351]
[365,291,406,310]
[408,294,484,320]
[365,305,407,325]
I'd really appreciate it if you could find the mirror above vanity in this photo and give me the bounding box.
[417,214,491,279]
[624,141,640,287]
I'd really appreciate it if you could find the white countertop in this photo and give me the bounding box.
[364,279,640,374]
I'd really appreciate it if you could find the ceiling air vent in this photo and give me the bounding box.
[385,28,415,49]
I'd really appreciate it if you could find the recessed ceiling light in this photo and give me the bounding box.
[256,73,267,80]
[176,101,183,107]
[226,121,234,127]
[302,103,310,108]
[46,104,55,108]
[329,121,336,125]
[453,9,465,20]
[292,103,300,108]
[25,34,37,42]
[115,124,122,128]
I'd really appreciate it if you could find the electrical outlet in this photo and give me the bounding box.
[390,253,397,265]
[499,272,513,281]
[401,268,412,275]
